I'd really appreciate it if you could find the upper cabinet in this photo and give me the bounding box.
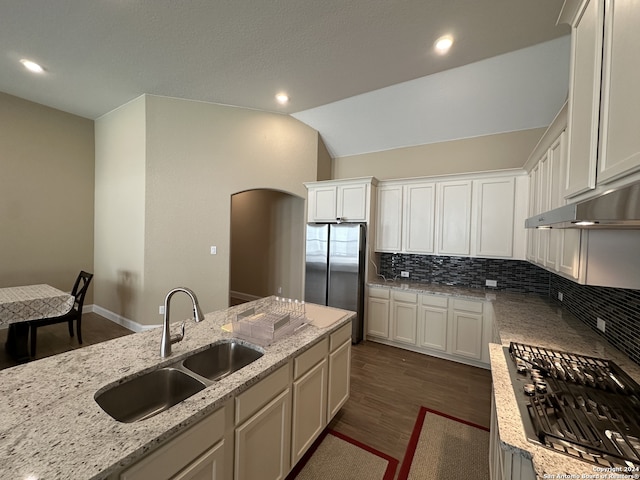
[305,177,377,223]
[563,0,640,198]
[375,172,527,260]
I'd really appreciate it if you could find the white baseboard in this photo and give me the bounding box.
[89,304,160,333]
[229,290,262,302]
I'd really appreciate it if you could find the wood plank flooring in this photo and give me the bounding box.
[0,313,493,472]
[329,340,492,463]
[0,312,132,370]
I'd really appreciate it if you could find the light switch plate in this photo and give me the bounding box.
[597,318,606,333]
[485,279,497,288]
[210,246,217,255]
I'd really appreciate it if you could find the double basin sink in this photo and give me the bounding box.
[95,341,263,423]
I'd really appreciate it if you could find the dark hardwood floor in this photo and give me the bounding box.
[0,313,493,470]
[329,341,493,463]
[0,312,133,370]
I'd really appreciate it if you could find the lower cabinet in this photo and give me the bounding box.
[367,286,491,368]
[120,403,230,480]
[490,394,536,480]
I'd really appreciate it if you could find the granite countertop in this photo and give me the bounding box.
[367,278,640,477]
[0,297,354,480]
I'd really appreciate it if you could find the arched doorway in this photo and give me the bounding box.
[229,189,305,306]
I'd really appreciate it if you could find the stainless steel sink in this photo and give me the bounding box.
[95,367,206,423]
[182,341,263,381]
[95,341,263,423]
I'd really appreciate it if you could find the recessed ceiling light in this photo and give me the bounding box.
[434,35,454,55]
[20,59,44,73]
[275,93,289,105]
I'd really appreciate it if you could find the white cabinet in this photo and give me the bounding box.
[366,287,390,339]
[562,0,640,196]
[565,0,603,198]
[291,339,328,466]
[450,299,484,362]
[597,0,640,183]
[404,183,436,253]
[390,290,418,346]
[417,294,449,352]
[235,365,291,480]
[473,177,515,258]
[366,287,490,368]
[120,405,229,480]
[375,185,403,252]
[305,178,375,223]
[327,324,352,421]
[437,180,472,255]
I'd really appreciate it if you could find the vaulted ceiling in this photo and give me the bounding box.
[1,0,570,157]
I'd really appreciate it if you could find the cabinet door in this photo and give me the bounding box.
[437,180,472,255]
[597,0,640,184]
[337,183,368,221]
[291,360,327,466]
[546,133,567,270]
[558,229,582,280]
[474,177,515,258]
[391,300,418,345]
[565,0,604,198]
[235,389,291,480]
[327,340,351,421]
[526,168,539,262]
[451,301,484,361]
[376,185,403,252]
[366,297,390,339]
[172,441,225,480]
[418,304,448,352]
[403,183,436,253]
[309,186,337,222]
[536,155,550,266]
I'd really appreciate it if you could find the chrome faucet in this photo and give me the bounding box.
[160,287,205,358]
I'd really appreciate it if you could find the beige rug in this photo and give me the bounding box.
[287,430,398,480]
[398,407,490,480]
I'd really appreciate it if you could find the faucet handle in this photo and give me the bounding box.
[171,321,186,345]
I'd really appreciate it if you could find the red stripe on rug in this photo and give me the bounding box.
[286,428,399,480]
[397,406,489,480]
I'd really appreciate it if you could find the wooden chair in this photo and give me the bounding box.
[29,271,93,357]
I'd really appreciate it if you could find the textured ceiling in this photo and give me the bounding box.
[1,0,569,120]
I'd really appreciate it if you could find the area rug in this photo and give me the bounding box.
[398,407,490,480]
[287,429,398,480]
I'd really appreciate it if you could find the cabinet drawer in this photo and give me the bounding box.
[452,298,483,313]
[330,322,351,351]
[392,290,417,303]
[294,337,328,379]
[120,405,226,480]
[420,294,448,308]
[368,287,390,300]
[236,363,290,425]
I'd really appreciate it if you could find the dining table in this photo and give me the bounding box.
[0,284,74,362]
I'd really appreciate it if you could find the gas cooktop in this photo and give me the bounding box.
[507,342,640,469]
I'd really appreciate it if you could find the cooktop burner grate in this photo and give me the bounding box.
[508,342,640,468]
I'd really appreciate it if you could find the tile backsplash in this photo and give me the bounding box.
[375,252,640,366]
[375,253,550,294]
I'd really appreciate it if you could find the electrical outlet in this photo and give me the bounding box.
[277,286,282,294]
[485,279,497,288]
[159,305,165,315]
[210,246,217,255]
[400,271,410,278]
[597,318,606,333]
[558,291,563,302]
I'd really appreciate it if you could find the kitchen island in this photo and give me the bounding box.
[0,297,354,480]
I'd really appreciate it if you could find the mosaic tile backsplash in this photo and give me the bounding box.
[375,253,550,294]
[376,253,640,366]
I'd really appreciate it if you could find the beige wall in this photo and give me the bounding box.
[95,95,320,325]
[332,128,546,180]
[230,190,305,300]
[94,97,147,324]
[0,92,95,297]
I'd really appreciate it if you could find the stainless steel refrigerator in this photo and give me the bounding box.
[304,223,366,343]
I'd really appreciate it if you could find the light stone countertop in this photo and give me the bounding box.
[368,279,640,478]
[0,297,354,480]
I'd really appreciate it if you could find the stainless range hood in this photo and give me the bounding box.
[525,182,640,229]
